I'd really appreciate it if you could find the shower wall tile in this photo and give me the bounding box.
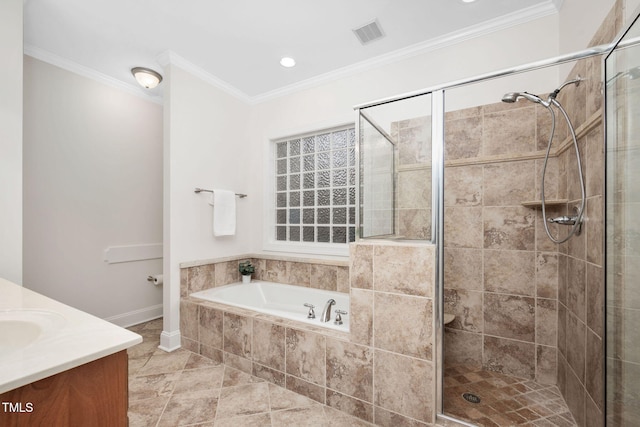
[285,328,325,386]
[325,339,373,402]
[536,252,558,299]
[536,345,557,385]
[565,313,586,383]
[350,244,373,290]
[443,328,482,369]
[483,336,535,380]
[445,206,483,248]
[484,293,535,342]
[398,168,430,209]
[535,157,560,201]
[373,244,434,297]
[484,249,535,296]
[557,302,567,358]
[374,349,433,423]
[252,319,285,372]
[565,365,586,427]
[536,102,567,151]
[535,205,565,253]
[483,161,536,206]
[585,329,603,410]
[586,195,604,266]
[443,289,482,333]
[536,298,557,346]
[444,165,483,206]
[586,263,604,337]
[398,208,431,240]
[567,257,587,322]
[483,206,536,251]
[398,120,431,165]
[586,125,605,198]
[444,115,483,160]
[483,108,537,156]
[444,248,483,291]
[374,292,433,359]
[558,254,568,305]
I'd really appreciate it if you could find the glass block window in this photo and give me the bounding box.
[274,127,357,244]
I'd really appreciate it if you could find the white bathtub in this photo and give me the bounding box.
[190,280,349,332]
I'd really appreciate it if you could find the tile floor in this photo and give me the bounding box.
[127,319,578,427]
[126,319,374,427]
[443,365,577,426]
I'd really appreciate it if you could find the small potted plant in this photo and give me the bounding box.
[238,260,255,284]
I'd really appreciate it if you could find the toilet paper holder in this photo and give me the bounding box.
[147,275,163,285]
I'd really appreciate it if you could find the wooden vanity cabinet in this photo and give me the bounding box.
[0,350,129,427]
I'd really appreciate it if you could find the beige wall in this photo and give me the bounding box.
[22,57,163,323]
[0,0,23,284]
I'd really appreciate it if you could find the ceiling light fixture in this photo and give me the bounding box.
[280,57,296,68]
[131,67,163,89]
[461,0,477,3]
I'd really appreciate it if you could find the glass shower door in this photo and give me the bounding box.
[605,12,640,426]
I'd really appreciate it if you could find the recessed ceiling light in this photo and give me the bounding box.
[461,0,477,3]
[280,57,296,68]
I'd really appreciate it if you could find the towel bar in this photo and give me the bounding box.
[194,188,247,198]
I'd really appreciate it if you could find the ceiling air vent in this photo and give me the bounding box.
[353,19,385,45]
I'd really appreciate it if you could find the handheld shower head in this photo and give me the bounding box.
[501,91,548,106]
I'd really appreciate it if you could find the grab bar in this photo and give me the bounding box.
[194,188,247,198]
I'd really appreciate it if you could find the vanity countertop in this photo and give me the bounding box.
[0,277,142,394]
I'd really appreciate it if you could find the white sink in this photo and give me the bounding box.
[0,310,66,354]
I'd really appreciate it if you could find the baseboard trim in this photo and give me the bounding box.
[104,304,163,328]
[159,330,182,352]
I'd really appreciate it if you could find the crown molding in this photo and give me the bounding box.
[24,1,560,107]
[250,1,560,103]
[156,50,253,103]
[24,44,163,105]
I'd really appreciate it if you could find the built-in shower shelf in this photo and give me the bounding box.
[521,199,568,208]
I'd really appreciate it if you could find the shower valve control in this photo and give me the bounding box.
[547,216,577,225]
[334,309,348,325]
[303,303,315,319]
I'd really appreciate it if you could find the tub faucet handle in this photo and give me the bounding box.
[303,303,315,319]
[334,309,348,325]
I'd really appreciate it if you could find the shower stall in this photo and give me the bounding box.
[354,9,640,426]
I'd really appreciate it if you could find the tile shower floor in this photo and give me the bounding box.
[126,319,374,427]
[443,365,577,426]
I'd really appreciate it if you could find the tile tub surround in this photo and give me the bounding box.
[181,241,437,426]
[128,319,374,427]
[180,254,350,297]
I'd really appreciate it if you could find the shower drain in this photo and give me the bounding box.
[462,392,481,404]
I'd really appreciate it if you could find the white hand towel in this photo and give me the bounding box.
[212,190,236,236]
